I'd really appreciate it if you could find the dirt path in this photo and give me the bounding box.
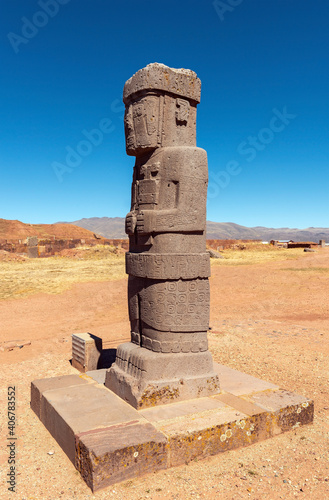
[0,250,328,499]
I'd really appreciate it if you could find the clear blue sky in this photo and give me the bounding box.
[1,0,328,228]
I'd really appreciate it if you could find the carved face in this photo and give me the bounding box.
[176,98,190,124]
[124,94,160,156]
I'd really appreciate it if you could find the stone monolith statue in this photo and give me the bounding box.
[105,63,220,408]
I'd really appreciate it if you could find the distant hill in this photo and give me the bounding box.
[70,217,125,239]
[69,217,329,242]
[206,222,329,242]
[206,222,260,240]
[0,219,98,241]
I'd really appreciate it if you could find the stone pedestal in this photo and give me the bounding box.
[105,343,219,409]
[105,63,219,406]
[31,364,314,492]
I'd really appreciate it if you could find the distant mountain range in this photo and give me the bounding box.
[70,217,126,239]
[69,217,329,242]
[1,217,327,243]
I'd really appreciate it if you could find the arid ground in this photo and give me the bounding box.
[0,246,328,499]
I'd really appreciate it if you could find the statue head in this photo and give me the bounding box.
[123,63,201,156]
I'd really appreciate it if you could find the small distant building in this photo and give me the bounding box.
[270,239,293,248]
[270,239,326,249]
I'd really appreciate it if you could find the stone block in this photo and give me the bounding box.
[35,375,143,464]
[27,236,38,246]
[76,422,168,492]
[246,389,314,434]
[106,343,219,409]
[72,332,102,372]
[155,405,250,467]
[140,396,226,423]
[27,246,39,258]
[31,374,90,419]
[214,363,279,395]
[85,368,107,384]
[213,392,268,416]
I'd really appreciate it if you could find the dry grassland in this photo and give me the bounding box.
[0,246,125,300]
[212,243,305,265]
[0,244,307,301]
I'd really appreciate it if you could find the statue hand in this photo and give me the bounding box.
[136,212,146,234]
[125,212,137,235]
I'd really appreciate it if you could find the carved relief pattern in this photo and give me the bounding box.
[155,213,198,229]
[126,253,211,279]
[176,98,190,124]
[141,279,210,332]
[141,335,208,354]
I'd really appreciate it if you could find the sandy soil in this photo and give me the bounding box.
[0,249,328,499]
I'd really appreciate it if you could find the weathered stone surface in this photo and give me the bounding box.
[106,343,219,409]
[31,374,90,419]
[123,62,201,105]
[125,253,211,279]
[85,368,107,384]
[139,395,227,422]
[151,388,314,468]
[76,422,168,492]
[106,63,219,406]
[30,366,313,492]
[155,405,251,467]
[207,248,224,259]
[27,236,38,247]
[214,392,268,416]
[32,374,144,463]
[214,363,279,395]
[27,246,39,258]
[246,389,314,433]
[71,332,102,372]
[27,236,39,258]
